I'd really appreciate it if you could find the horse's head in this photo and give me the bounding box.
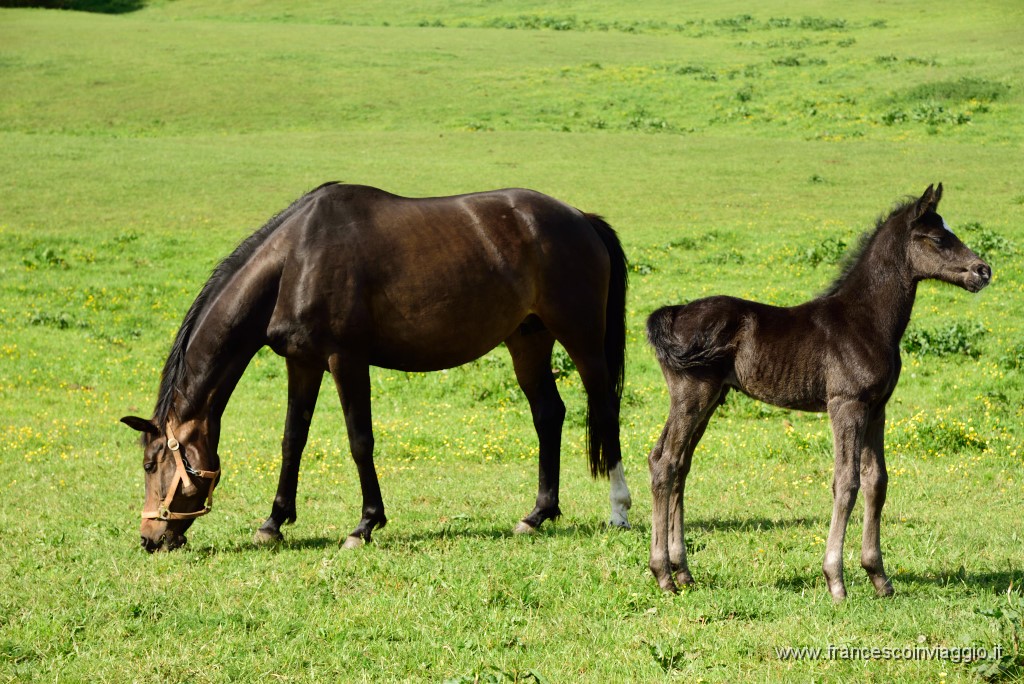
[120,415,220,552]
[906,183,992,292]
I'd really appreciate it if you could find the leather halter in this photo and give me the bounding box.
[141,426,221,521]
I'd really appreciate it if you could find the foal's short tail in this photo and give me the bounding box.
[584,213,627,478]
[647,304,731,372]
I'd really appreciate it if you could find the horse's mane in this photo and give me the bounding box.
[820,196,918,297]
[153,182,338,426]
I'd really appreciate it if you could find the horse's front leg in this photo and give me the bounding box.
[824,398,868,601]
[328,353,386,548]
[860,409,894,597]
[255,359,322,544]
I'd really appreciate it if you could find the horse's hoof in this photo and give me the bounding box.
[341,535,365,550]
[253,528,283,545]
[513,521,537,535]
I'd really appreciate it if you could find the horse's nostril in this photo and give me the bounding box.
[975,263,992,281]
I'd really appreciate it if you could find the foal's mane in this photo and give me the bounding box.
[153,182,337,426]
[820,196,918,297]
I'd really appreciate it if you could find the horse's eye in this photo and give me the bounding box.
[143,461,157,473]
[928,234,947,248]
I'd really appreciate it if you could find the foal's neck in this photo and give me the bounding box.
[828,224,918,346]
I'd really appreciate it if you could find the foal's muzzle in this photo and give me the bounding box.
[966,261,992,292]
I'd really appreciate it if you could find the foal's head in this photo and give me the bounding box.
[903,184,991,292]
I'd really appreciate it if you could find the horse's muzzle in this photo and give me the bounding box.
[140,528,188,553]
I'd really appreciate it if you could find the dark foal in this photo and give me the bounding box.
[122,183,631,552]
[646,184,991,599]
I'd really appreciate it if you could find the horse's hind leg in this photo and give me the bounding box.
[328,353,387,548]
[255,359,322,544]
[562,339,631,527]
[506,330,565,533]
[860,409,894,597]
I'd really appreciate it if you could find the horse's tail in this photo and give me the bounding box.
[646,304,731,373]
[584,213,627,478]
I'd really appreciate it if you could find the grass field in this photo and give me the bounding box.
[1,1,1023,681]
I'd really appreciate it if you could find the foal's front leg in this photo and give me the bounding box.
[824,398,868,601]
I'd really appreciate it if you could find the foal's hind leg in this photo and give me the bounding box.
[255,359,322,544]
[860,409,894,597]
[649,373,720,593]
[669,399,719,586]
[506,330,566,533]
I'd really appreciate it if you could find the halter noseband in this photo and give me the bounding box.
[141,426,221,522]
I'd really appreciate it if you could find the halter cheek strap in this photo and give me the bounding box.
[141,428,221,522]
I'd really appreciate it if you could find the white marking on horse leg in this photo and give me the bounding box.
[253,528,282,545]
[513,520,537,535]
[341,535,365,550]
[608,461,632,529]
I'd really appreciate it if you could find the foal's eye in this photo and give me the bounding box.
[927,234,947,248]
[143,461,157,473]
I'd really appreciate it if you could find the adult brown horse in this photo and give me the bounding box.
[121,183,632,552]
[646,184,991,599]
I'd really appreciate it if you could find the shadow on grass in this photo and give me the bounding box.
[185,515,823,555]
[898,568,1023,594]
[1,0,145,14]
[691,515,822,534]
[774,567,1023,595]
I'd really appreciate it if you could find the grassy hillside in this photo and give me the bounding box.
[1,1,1022,682]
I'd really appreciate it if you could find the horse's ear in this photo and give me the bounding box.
[121,416,160,436]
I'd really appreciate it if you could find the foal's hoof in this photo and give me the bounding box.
[341,535,365,550]
[657,577,679,594]
[253,528,283,546]
[513,521,537,535]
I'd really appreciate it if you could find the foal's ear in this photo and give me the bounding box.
[913,183,942,220]
[121,416,160,436]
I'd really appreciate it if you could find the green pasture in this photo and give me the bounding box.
[1,1,1022,681]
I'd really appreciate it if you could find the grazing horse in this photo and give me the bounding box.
[645,184,991,599]
[121,183,632,552]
